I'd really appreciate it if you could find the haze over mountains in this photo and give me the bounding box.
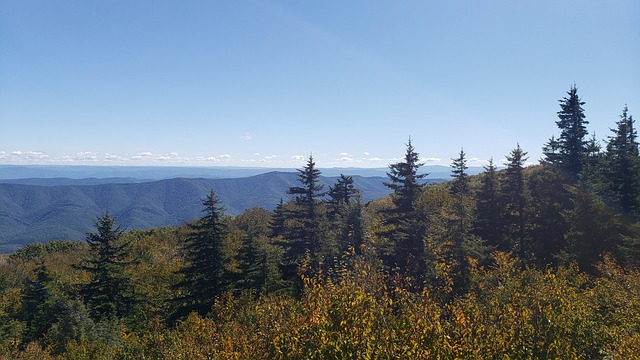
[0,165,484,253]
[0,164,480,181]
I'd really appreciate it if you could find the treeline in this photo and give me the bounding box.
[1,85,639,358]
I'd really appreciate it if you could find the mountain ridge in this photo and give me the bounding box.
[0,171,414,253]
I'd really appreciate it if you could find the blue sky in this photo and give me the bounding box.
[1,1,638,168]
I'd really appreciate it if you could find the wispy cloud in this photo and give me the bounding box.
[422,157,442,163]
[241,132,253,141]
[291,155,305,161]
[0,151,49,161]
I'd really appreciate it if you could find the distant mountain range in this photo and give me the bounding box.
[0,165,480,253]
[0,164,485,182]
[0,171,433,253]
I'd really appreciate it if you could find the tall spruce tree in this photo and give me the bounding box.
[448,148,473,293]
[450,148,470,195]
[546,85,589,177]
[383,138,428,281]
[326,174,358,219]
[79,211,134,321]
[280,156,325,286]
[501,144,528,260]
[474,158,505,250]
[270,198,288,239]
[173,190,228,319]
[605,105,640,217]
[326,174,364,253]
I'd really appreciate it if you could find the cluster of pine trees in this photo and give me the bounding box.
[1,85,639,358]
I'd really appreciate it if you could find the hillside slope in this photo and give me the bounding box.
[0,172,394,252]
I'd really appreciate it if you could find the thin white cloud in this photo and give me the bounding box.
[422,157,442,163]
[254,153,261,156]
[219,154,232,159]
[104,153,125,161]
[74,152,98,161]
[241,132,253,141]
[291,155,304,161]
[363,152,370,156]
[132,152,154,160]
[0,151,49,161]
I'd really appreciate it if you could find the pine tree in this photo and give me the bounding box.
[547,85,589,177]
[474,158,505,250]
[326,174,364,253]
[280,155,326,286]
[383,138,428,281]
[604,105,640,217]
[448,148,474,293]
[270,199,288,239]
[234,207,281,294]
[173,191,228,319]
[501,144,528,260]
[79,211,134,321]
[326,174,358,219]
[526,165,572,268]
[19,262,58,344]
[542,135,561,165]
[450,148,470,195]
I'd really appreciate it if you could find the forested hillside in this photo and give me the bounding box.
[0,173,396,252]
[1,86,639,358]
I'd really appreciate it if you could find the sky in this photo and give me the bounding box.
[1,1,639,169]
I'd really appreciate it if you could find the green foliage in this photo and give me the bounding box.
[603,105,640,217]
[233,207,284,294]
[501,144,529,260]
[525,165,572,267]
[280,155,328,290]
[327,174,365,254]
[79,211,135,322]
[473,158,505,250]
[548,84,590,177]
[383,138,428,282]
[172,190,229,320]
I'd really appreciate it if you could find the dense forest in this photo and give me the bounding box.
[1,85,639,358]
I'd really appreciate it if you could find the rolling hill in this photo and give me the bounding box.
[0,172,401,252]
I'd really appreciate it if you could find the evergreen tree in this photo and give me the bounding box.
[526,165,572,267]
[582,132,602,180]
[326,174,364,253]
[604,105,640,217]
[474,158,505,250]
[547,85,589,177]
[326,174,358,219]
[542,135,561,165]
[383,138,428,281]
[448,148,474,293]
[173,191,228,319]
[280,156,326,287]
[560,187,632,272]
[19,262,58,345]
[501,144,529,260]
[270,198,288,239]
[234,208,281,294]
[450,148,470,195]
[79,211,134,321]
